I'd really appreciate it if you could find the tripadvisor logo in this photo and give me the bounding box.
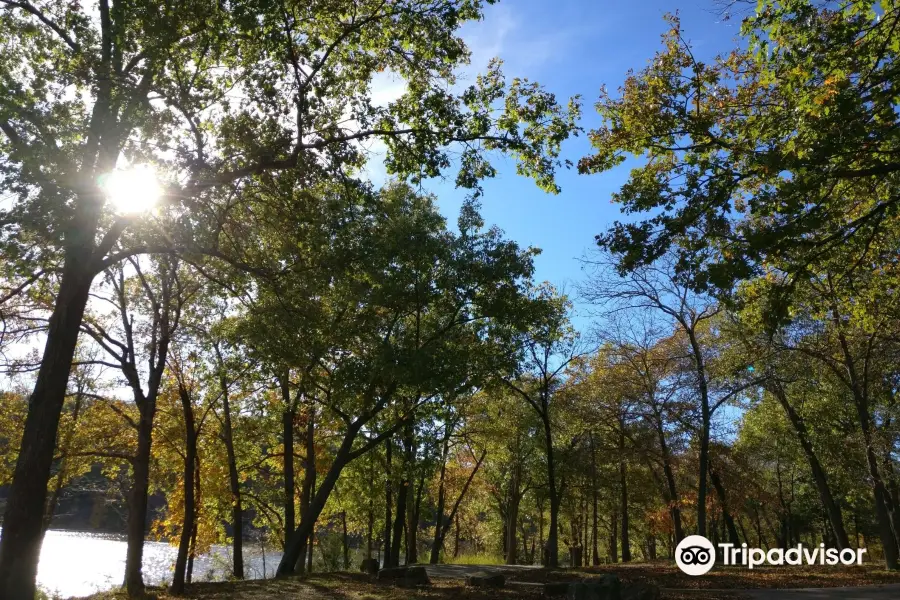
[675,535,867,576]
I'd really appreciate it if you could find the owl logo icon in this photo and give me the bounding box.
[675,535,715,576]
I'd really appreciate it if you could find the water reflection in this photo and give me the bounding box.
[26,530,282,598]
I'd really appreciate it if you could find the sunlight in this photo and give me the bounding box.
[101,164,161,214]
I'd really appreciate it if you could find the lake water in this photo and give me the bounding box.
[28,530,283,598]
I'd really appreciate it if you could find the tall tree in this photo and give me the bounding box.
[582,254,721,537]
[503,286,582,567]
[79,256,190,594]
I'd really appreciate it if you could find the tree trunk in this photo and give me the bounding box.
[542,412,560,567]
[278,413,395,575]
[0,258,93,600]
[590,433,600,566]
[367,500,374,559]
[430,431,450,564]
[619,421,631,562]
[430,449,485,563]
[453,513,460,558]
[609,507,618,563]
[409,475,424,564]
[221,377,244,579]
[390,491,405,567]
[686,330,711,538]
[281,381,296,551]
[709,462,740,546]
[307,521,315,573]
[656,420,684,544]
[506,464,521,565]
[862,423,900,568]
[295,408,316,573]
[393,418,416,567]
[342,511,350,570]
[124,414,155,595]
[171,385,198,594]
[187,454,201,586]
[384,438,393,567]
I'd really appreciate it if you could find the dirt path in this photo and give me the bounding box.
[424,564,900,599]
[740,583,900,599]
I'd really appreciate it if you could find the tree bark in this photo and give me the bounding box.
[171,384,198,594]
[280,377,296,551]
[186,455,201,585]
[430,428,451,564]
[296,408,316,573]
[654,417,684,544]
[43,388,85,533]
[383,438,393,567]
[367,500,374,559]
[609,507,618,563]
[709,462,740,546]
[390,482,406,567]
[686,330,712,539]
[0,258,93,600]
[453,513,460,558]
[220,371,244,579]
[409,475,424,564]
[619,421,631,562]
[542,412,560,567]
[590,433,600,566]
[506,464,522,565]
[342,511,350,570]
[124,415,154,595]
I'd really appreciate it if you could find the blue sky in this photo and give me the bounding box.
[422,0,745,330]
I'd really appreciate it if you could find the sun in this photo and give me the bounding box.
[101,164,162,214]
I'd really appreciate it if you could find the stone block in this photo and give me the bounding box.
[465,571,505,588]
[359,558,379,575]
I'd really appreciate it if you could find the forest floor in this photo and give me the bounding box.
[511,562,900,590]
[75,564,900,600]
[76,571,741,600]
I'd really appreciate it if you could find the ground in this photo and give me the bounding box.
[75,563,900,600]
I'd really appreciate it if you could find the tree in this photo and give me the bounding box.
[579,3,900,308]
[0,2,578,595]
[79,256,192,594]
[724,303,853,552]
[582,253,722,537]
[503,285,582,567]
[231,184,543,575]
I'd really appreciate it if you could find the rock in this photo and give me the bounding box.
[376,566,407,581]
[566,582,618,600]
[401,565,431,587]
[621,582,659,600]
[542,575,621,600]
[465,571,505,588]
[359,558,379,575]
[542,582,571,597]
[570,545,584,567]
[597,574,622,597]
[376,565,431,586]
